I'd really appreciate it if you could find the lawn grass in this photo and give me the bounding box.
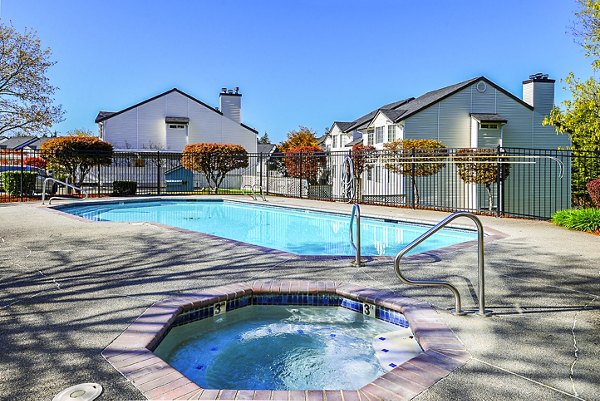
[552,208,600,233]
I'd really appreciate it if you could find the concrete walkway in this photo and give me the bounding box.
[0,196,598,400]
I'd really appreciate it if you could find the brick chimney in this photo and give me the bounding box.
[219,87,242,124]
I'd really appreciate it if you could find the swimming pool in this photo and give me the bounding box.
[58,199,478,256]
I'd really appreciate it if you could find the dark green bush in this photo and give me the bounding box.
[0,172,37,196]
[552,208,600,232]
[112,180,137,196]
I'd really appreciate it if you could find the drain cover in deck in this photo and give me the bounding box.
[52,383,103,401]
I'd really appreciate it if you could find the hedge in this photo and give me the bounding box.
[0,171,37,196]
[112,181,137,196]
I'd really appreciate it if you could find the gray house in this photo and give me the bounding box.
[326,74,570,215]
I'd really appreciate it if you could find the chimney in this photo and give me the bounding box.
[219,87,242,124]
[522,73,555,114]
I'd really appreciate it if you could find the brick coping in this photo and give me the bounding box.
[102,281,470,400]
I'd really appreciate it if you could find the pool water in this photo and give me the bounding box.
[59,200,477,256]
[153,305,408,390]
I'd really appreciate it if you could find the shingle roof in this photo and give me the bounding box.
[345,137,363,147]
[339,76,534,133]
[333,121,354,132]
[470,113,508,123]
[380,109,407,121]
[95,112,116,123]
[344,98,414,132]
[0,136,39,150]
[257,143,276,154]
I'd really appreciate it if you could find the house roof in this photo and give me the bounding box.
[340,76,534,133]
[344,98,414,132]
[257,143,277,154]
[0,136,47,150]
[379,109,407,122]
[333,121,354,132]
[470,113,508,123]
[95,88,258,134]
[345,137,363,147]
[317,134,329,145]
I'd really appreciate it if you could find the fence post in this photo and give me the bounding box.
[156,151,161,195]
[299,152,303,199]
[411,147,416,209]
[20,149,24,202]
[97,157,101,198]
[496,145,502,217]
[259,152,263,189]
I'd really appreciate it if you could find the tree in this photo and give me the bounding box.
[350,144,376,201]
[543,1,600,204]
[279,127,319,153]
[23,156,46,169]
[40,136,113,189]
[0,22,64,137]
[284,145,326,185]
[383,139,447,204]
[258,132,271,144]
[455,148,510,212]
[181,143,249,193]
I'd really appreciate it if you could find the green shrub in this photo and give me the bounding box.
[552,208,600,232]
[112,180,137,196]
[0,172,37,196]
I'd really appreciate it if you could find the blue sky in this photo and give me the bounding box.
[2,0,594,143]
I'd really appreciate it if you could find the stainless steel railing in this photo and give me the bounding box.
[349,203,363,266]
[41,177,88,205]
[251,184,267,201]
[394,211,489,316]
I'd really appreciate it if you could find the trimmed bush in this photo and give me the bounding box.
[552,208,600,233]
[587,178,600,207]
[112,181,137,196]
[1,171,37,196]
[24,156,47,169]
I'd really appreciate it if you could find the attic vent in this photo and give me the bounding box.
[476,81,487,93]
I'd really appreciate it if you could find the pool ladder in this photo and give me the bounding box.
[395,211,490,316]
[349,204,364,266]
[41,177,88,205]
[242,184,266,201]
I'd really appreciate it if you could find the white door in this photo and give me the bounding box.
[166,124,188,151]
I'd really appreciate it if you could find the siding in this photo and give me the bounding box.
[101,90,257,152]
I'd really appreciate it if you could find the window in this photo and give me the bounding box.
[366,129,374,146]
[480,123,499,129]
[375,126,384,143]
[169,124,186,129]
[387,125,396,142]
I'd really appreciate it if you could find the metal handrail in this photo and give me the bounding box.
[251,184,267,201]
[242,184,256,200]
[394,211,489,316]
[42,177,88,205]
[349,203,363,266]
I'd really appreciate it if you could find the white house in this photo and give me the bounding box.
[327,74,565,152]
[326,74,571,215]
[95,87,258,152]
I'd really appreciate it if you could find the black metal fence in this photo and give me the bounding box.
[1,147,599,219]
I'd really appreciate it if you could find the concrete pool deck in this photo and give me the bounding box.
[0,196,599,400]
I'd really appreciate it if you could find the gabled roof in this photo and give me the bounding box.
[379,109,407,122]
[257,143,277,154]
[470,113,508,123]
[95,88,258,134]
[333,121,354,132]
[340,76,534,132]
[0,136,45,150]
[344,98,414,132]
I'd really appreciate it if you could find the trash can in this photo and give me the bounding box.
[165,166,194,192]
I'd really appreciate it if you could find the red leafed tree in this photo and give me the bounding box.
[23,156,47,169]
[284,145,326,184]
